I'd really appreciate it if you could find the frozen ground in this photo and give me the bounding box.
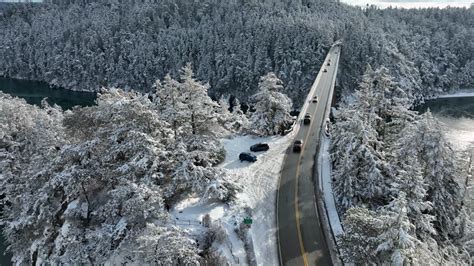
[433,114,474,151]
[437,90,474,99]
[318,135,343,236]
[171,133,293,265]
[220,134,293,266]
[170,197,247,265]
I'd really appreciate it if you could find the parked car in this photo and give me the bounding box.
[312,96,318,103]
[293,139,303,152]
[323,69,327,72]
[327,62,330,66]
[250,143,269,152]
[303,113,311,125]
[239,152,257,162]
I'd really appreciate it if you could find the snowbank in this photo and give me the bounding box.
[318,135,344,236]
[436,90,474,99]
[170,197,247,264]
[170,134,293,265]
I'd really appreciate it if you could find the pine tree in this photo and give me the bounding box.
[417,111,462,239]
[152,74,188,140]
[376,193,419,265]
[331,82,387,211]
[249,72,293,136]
[136,223,200,265]
[338,207,383,264]
[0,89,235,264]
[389,122,436,240]
[180,63,220,136]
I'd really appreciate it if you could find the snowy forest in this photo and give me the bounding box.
[0,65,293,264]
[330,66,472,264]
[1,0,473,265]
[0,0,472,105]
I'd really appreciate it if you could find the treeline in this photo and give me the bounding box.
[0,0,471,105]
[330,66,472,264]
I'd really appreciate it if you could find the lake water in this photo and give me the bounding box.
[418,96,474,151]
[0,77,96,109]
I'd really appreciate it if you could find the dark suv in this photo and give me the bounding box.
[303,113,311,125]
[293,139,303,152]
[239,152,257,162]
[250,143,269,152]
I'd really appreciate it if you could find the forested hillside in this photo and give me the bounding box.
[0,0,472,105]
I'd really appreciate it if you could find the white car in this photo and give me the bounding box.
[324,118,331,136]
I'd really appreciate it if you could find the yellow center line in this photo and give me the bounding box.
[294,81,322,266]
[294,50,336,266]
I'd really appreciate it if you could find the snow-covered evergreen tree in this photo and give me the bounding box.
[136,223,200,265]
[249,72,293,136]
[331,68,391,211]
[152,74,188,139]
[338,207,383,264]
[332,66,468,263]
[180,63,221,136]
[332,108,385,211]
[417,111,463,239]
[340,194,430,265]
[375,193,419,265]
[0,1,471,102]
[387,119,437,238]
[0,88,236,264]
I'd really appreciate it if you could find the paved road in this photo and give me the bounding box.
[277,45,341,266]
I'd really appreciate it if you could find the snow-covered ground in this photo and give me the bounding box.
[170,197,248,264]
[220,134,293,266]
[435,115,474,151]
[170,134,293,265]
[436,90,474,99]
[318,135,344,236]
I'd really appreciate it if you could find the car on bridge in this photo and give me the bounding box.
[250,143,269,152]
[239,152,257,162]
[324,118,331,136]
[303,113,311,125]
[293,139,303,152]
[312,96,318,103]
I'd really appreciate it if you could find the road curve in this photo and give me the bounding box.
[277,45,341,266]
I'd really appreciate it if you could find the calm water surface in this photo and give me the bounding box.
[0,77,96,109]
